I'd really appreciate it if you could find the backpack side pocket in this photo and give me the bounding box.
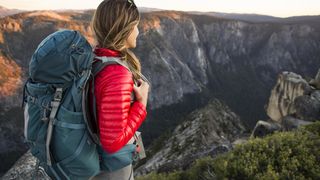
[51,105,99,179]
[24,82,53,163]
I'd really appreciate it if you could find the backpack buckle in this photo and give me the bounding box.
[53,88,63,101]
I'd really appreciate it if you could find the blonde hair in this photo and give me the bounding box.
[91,0,141,79]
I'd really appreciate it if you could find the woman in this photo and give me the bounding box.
[90,0,149,179]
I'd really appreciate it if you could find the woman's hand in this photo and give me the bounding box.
[133,79,150,107]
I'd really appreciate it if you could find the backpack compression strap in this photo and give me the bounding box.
[46,87,63,166]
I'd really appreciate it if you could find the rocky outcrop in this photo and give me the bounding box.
[251,120,281,138]
[252,69,320,137]
[294,91,320,122]
[310,69,320,89]
[135,99,245,175]
[1,151,51,180]
[266,72,312,122]
[281,115,313,131]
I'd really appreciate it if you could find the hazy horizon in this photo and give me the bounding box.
[0,0,320,18]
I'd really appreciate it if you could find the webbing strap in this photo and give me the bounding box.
[46,117,54,166]
[94,56,151,86]
[57,163,70,180]
[46,88,63,166]
[49,166,61,180]
[53,120,86,129]
[91,75,98,127]
[93,56,131,75]
[21,79,30,108]
[91,62,105,76]
[82,79,100,145]
[128,165,133,180]
[94,56,152,90]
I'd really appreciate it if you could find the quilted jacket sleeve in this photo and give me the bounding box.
[95,64,147,154]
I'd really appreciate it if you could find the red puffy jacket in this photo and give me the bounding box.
[94,48,147,154]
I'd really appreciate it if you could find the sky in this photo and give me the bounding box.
[0,0,319,18]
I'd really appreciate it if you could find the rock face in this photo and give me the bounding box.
[135,99,245,175]
[309,69,320,89]
[252,69,320,137]
[136,12,320,126]
[1,151,39,180]
[266,70,320,124]
[251,120,281,138]
[281,115,313,131]
[0,55,23,110]
[266,72,312,122]
[294,91,320,121]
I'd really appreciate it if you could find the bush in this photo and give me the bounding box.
[137,121,320,180]
[137,171,184,180]
[217,121,320,179]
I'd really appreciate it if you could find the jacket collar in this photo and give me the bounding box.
[93,47,121,57]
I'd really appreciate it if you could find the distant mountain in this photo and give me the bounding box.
[189,11,280,22]
[281,15,320,25]
[138,7,164,12]
[0,6,24,18]
[189,11,320,24]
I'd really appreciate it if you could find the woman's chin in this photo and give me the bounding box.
[128,44,136,49]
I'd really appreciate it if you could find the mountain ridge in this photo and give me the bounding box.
[0,6,24,18]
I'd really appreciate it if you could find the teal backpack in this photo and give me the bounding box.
[22,29,136,179]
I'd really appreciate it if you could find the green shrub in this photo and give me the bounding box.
[185,156,218,180]
[137,122,320,180]
[217,121,320,179]
[137,171,184,180]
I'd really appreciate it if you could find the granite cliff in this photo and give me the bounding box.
[252,68,320,137]
[135,99,245,176]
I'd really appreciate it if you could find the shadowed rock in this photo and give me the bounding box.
[251,120,282,138]
[309,69,320,89]
[294,91,320,122]
[281,115,313,131]
[1,151,51,180]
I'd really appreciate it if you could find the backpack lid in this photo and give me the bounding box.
[29,29,94,85]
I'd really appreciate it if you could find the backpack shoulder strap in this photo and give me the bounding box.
[92,56,131,76]
[86,56,132,145]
